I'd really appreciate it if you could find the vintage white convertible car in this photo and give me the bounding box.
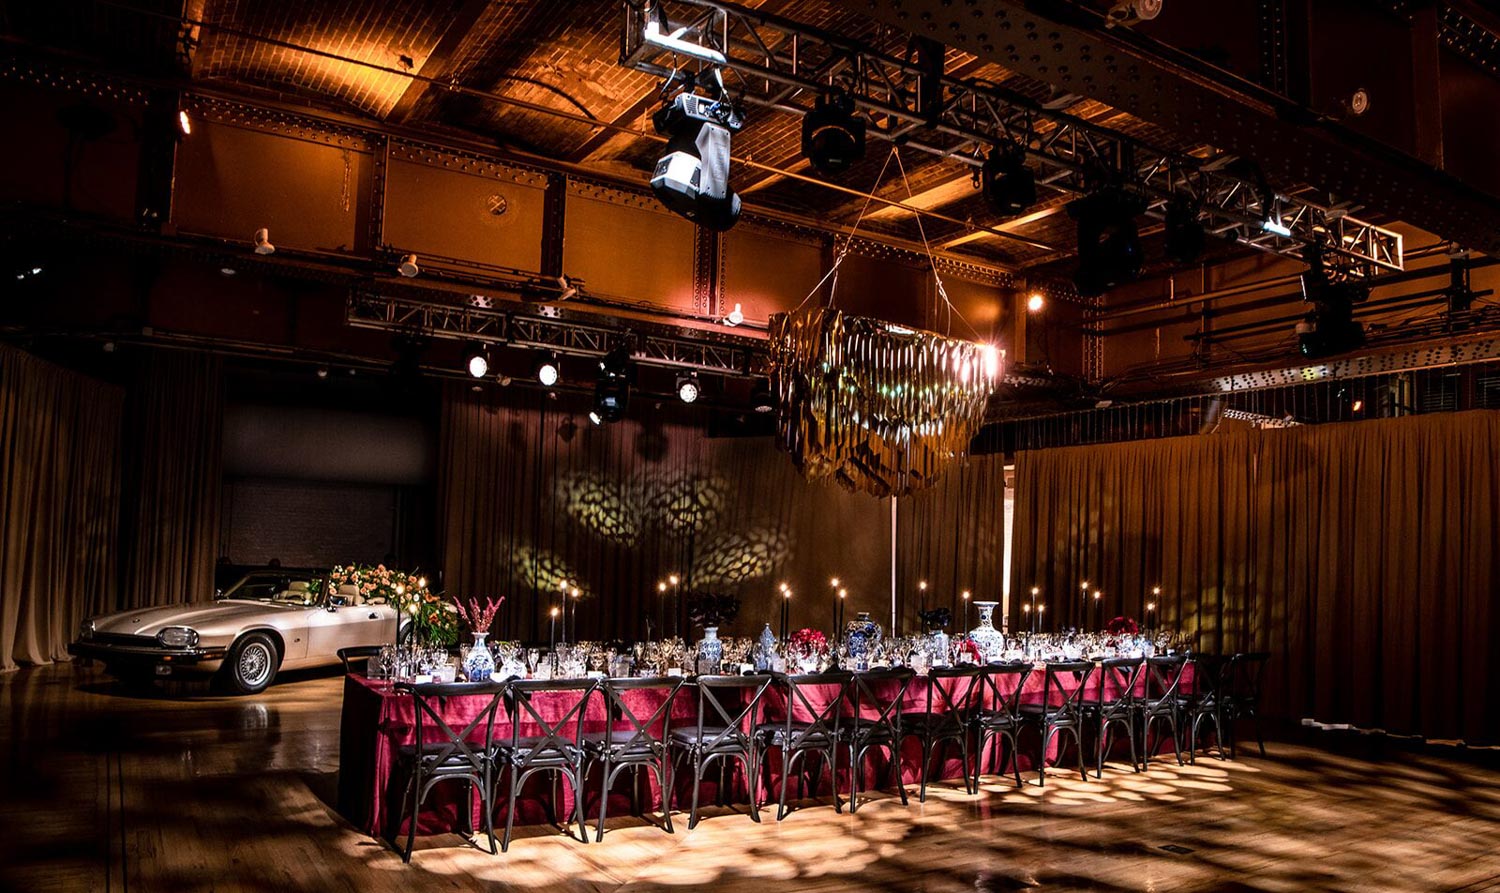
[68,570,408,694]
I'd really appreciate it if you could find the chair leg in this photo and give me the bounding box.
[401,767,419,863]
[482,770,497,855]
[687,754,702,830]
[657,759,675,834]
[1096,720,1110,779]
[1074,728,1087,782]
[571,766,590,843]
[829,748,843,813]
[1038,726,1054,787]
[502,767,518,853]
[918,739,931,802]
[777,749,791,821]
[1254,711,1266,757]
[745,753,762,823]
[1126,718,1140,772]
[596,760,611,843]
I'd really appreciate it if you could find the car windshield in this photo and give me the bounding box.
[223,573,321,605]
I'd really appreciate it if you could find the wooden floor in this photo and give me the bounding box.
[3,665,1500,893]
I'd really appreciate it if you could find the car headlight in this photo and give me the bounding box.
[79,619,95,640]
[156,627,200,649]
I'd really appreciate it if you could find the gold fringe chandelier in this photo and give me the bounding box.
[769,306,1002,498]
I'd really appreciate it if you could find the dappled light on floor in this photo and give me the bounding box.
[3,663,1499,893]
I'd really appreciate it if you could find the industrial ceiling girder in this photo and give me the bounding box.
[623,0,1404,276]
[833,0,1500,264]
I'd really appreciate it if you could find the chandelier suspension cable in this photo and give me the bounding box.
[794,145,901,316]
[892,148,983,343]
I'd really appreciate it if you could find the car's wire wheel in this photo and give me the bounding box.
[225,632,280,694]
[238,642,272,687]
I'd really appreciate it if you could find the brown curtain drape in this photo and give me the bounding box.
[895,454,1008,634]
[440,384,892,643]
[0,345,124,671]
[121,351,224,608]
[1009,410,1500,743]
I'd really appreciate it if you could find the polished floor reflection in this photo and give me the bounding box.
[3,664,1499,892]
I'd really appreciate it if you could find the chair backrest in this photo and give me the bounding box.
[601,676,687,756]
[775,671,853,747]
[503,678,600,767]
[848,667,915,736]
[396,680,506,774]
[1040,661,1096,716]
[1226,652,1270,705]
[1092,657,1145,708]
[917,666,985,729]
[1187,653,1230,703]
[979,662,1033,719]
[694,674,775,752]
[337,644,384,674]
[1144,655,1188,702]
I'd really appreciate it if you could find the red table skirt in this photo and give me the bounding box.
[336,668,1193,839]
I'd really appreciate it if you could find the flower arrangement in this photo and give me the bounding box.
[686,591,740,628]
[1105,616,1140,637]
[326,564,458,647]
[918,607,952,629]
[957,636,983,664]
[453,596,505,635]
[788,627,828,654]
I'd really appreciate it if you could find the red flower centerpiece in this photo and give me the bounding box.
[1105,615,1140,637]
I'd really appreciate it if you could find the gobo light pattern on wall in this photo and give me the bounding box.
[770,306,1002,498]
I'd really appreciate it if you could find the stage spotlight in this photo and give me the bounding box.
[1164,198,1206,264]
[535,352,560,387]
[722,302,744,327]
[1297,268,1367,359]
[1108,0,1163,24]
[651,91,744,231]
[979,146,1035,215]
[397,254,420,278]
[750,379,776,414]
[1026,292,1045,313]
[315,366,329,379]
[464,342,489,379]
[252,227,275,255]
[599,343,631,377]
[555,274,578,301]
[1067,188,1147,296]
[676,373,701,404]
[801,90,866,176]
[591,374,629,424]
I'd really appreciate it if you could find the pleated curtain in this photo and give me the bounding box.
[1009,410,1500,743]
[0,345,124,671]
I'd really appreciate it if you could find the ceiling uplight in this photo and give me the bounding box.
[535,352,560,387]
[464,342,489,379]
[723,302,745,327]
[252,227,275,255]
[1026,292,1045,313]
[177,110,192,135]
[676,373,701,404]
[397,253,420,278]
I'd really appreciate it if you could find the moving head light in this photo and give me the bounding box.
[651,92,745,231]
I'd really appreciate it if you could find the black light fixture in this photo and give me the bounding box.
[535,352,560,387]
[979,145,1035,215]
[1164,197,1206,264]
[463,342,489,379]
[801,90,866,177]
[1068,187,1147,296]
[676,373,701,404]
[589,343,632,424]
[1296,247,1367,359]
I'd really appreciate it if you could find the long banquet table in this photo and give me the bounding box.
[337,663,1193,838]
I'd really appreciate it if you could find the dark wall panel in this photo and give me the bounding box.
[562,187,698,311]
[382,158,547,273]
[223,478,397,568]
[0,84,142,221]
[721,225,826,324]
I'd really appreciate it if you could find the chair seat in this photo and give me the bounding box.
[494,736,583,765]
[582,730,665,758]
[1019,703,1082,724]
[756,720,834,746]
[901,712,965,735]
[396,742,488,776]
[841,717,898,741]
[973,709,1023,729]
[671,727,752,750]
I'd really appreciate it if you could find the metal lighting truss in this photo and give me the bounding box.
[345,290,768,376]
[622,0,1404,277]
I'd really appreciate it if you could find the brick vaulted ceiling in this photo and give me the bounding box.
[7,0,1489,279]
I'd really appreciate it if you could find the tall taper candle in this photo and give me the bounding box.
[549,606,558,653]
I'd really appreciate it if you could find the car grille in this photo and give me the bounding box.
[93,633,161,648]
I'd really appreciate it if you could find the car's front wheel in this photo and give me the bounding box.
[224,632,280,694]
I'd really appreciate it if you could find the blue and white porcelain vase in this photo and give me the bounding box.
[844,612,882,670]
[968,602,1005,662]
[696,626,723,675]
[464,632,495,682]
